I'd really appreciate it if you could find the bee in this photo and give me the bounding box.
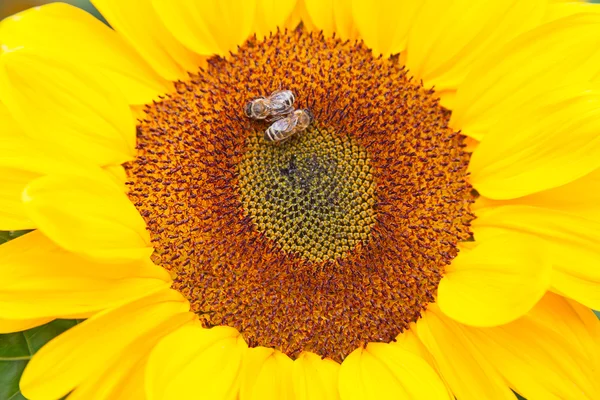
[264,109,313,143]
[245,90,296,120]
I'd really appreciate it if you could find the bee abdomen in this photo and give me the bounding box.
[264,127,278,142]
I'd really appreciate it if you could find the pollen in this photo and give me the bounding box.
[125,30,474,362]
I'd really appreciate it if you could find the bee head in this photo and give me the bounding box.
[304,109,314,123]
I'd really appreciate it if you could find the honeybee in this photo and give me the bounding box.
[264,109,313,142]
[245,90,295,120]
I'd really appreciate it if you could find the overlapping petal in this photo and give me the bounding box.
[146,324,247,400]
[0,3,170,105]
[469,84,600,200]
[0,168,37,230]
[20,290,190,400]
[475,168,600,224]
[405,0,546,107]
[102,165,128,190]
[473,205,600,310]
[240,347,294,400]
[0,102,116,230]
[150,0,258,57]
[0,230,169,321]
[339,342,449,400]
[254,0,299,38]
[350,0,420,56]
[304,0,358,40]
[22,174,153,262]
[414,306,518,400]
[91,0,204,81]
[437,233,551,327]
[458,293,600,400]
[451,12,600,140]
[65,313,195,400]
[0,47,136,166]
[292,352,340,400]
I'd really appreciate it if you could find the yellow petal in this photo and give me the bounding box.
[146,324,247,400]
[0,3,170,105]
[0,316,53,334]
[103,164,128,191]
[20,289,189,400]
[97,354,148,400]
[0,103,31,228]
[438,233,551,327]
[240,347,294,400]
[405,0,546,104]
[150,0,256,56]
[130,104,147,122]
[292,352,340,400]
[469,84,600,199]
[91,0,204,81]
[393,328,455,398]
[0,167,37,229]
[0,230,169,320]
[552,270,600,312]
[393,328,437,371]
[22,174,153,262]
[0,47,135,166]
[528,293,600,370]
[475,168,600,224]
[254,0,298,39]
[544,1,600,23]
[351,0,421,56]
[66,313,195,400]
[304,0,358,40]
[459,293,600,400]
[289,0,316,31]
[414,306,516,400]
[339,343,450,400]
[0,106,103,177]
[451,12,600,141]
[0,105,120,229]
[473,205,600,310]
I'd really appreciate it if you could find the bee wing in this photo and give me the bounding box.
[268,90,295,115]
[269,114,286,122]
[271,115,297,133]
[269,90,292,102]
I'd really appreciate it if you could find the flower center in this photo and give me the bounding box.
[239,124,376,262]
[126,30,474,362]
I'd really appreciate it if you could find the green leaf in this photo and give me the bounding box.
[0,231,31,245]
[0,320,81,400]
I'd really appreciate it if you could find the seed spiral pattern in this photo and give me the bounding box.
[126,30,474,361]
[239,124,376,262]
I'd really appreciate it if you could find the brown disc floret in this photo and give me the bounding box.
[126,30,474,362]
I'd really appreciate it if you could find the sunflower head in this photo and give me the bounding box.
[1,2,599,400]
[125,29,475,360]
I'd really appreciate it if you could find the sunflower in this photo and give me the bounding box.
[0,0,599,399]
